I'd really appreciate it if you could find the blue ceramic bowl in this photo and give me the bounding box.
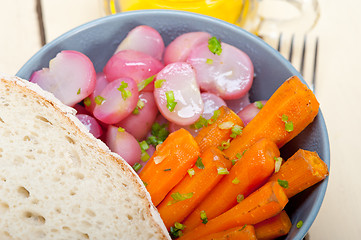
[17,10,330,239]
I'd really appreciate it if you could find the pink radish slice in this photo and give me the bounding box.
[106,126,141,166]
[187,42,254,100]
[225,92,250,113]
[237,100,267,126]
[116,92,158,141]
[73,104,89,115]
[85,72,110,113]
[93,78,139,124]
[103,49,164,91]
[29,50,96,107]
[154,62,203,126]
[115,25,165,61]
[169,92,226,136]
[163,32,211,65]
[76,114,103,138]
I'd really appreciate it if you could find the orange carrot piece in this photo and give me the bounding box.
[254,210,292,240]
[224,76,319,161]
[195,105,243,153]
[183,138,279,232]
[268,149,329,198]
[179,181,288,240]
[157,147,231,229]
[139,128,200,206]
[198,225,257,240]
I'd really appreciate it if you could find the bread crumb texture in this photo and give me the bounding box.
[0,77,170,240]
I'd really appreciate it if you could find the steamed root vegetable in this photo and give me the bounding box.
[103,49,164,91]
[157,147,231,229]
[179,181,288,240]
[105,125,141,166]
[183,138,279,232]
[198,225,257,240]
[187,41,253,100]
[116,92,158,140]
[237,100,267,126]
[254,210,292,240]
[115,25,165,61]
[76,114,103,138]
[84,72,110,113]
[139,128,200,206]
[164,32,211,65]
[224,76,319,161]
[268,149,329,198]
[93,78,139,124]
[194,105,243,153]
[29,50,96,107]
[154,62,203,126]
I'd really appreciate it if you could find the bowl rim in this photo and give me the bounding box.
[16,9,330,239]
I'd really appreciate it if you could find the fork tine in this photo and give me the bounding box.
[277,33,282,52]
[288,34,295,62]
[312,37,319,93]
[299,35,307,76]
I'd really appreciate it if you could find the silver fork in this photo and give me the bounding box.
[277,33,319,93]
[102,0,121,15]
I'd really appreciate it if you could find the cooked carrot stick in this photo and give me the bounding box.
[139,128,200,206]
[195,105,243,152]
[157,147,231,229]
[268,149,329,198]
[254,210,292,240]
[179,181,288,240]
[224,76,319,160]
[183,138,279,232]
[198,224,257,240]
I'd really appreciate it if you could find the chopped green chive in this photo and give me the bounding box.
[207,109,221,125]
[274,157,283,173]
[165,91,177,112]
[230,124,243,138]
[296,220,303,229]
[154,79,166,88]
[208,36,222,55]
[188,168,195,177]
[139,140,149,152]
[117,81,132,100]
[278,179,289,188]
[240,224,247,231]
[138,75,155,91]
[237,194,244,203]
[167,192,194,206]
[170,222,185,238]
[217,167,229,175]
[206,58,213,64]
[218,139,230,151]
[254,101,264,109]
[77,88,81,95]
[117,127,125,132]
[164,168,171,172]
[140,151,150,162]
[142,180,148,187]
[83,97,91,107]
[190,116,208,129]
[218,121,234,129]
[94,95,105,105]
[281,114,289,122]
[195,157,205,169]
[200,210,208,224]
[232,177,240,184]
[133,99,145,115]
[281,114,294,132]
[231,159,238,165]
[132,163,142,172]
[146,122,169,147]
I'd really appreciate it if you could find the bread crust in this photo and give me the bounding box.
[0,74,170,239]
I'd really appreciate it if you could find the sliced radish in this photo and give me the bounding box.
[187,42,254,100]
[76,114,103,138]
[115,25,165,61]
[168,124,199,137]
[30,50,96,106]
[103,49,164,91]
[164,32,211,65]
[106,126,141,166]
[73,104,89,115]
[237,100,267,125]
[154,62,203,126]
[225,92,250,113]
[93,78,139,124]
[116,92,158,141]
[84,72,110,113]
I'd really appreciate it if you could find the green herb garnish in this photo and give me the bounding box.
[77,88,81,95]
[190,116,208,129]
[218,121,234,129]
[167,192,194,206]
[146,122,169,147]
[154,79,166,88]
[274,157,283,173]
[138,75,155,91]
[200,210,208,224]
[83,97,91,107]
[165,91,177,112]
[232,177,240,184]
[254,101,264,109]
[94,95,105,105]
[230,124,243,138]
[281,114,294,132]
[206,58,213,64]
[170,222,185,238]
[278,179,289,188]
[237,194,244,203]
[188,168,195,177]
[195,157,205,169]
[217,167,229,175]
[296,220,303,229]
[117,127,125,132]
[207,109,221,125]
[140,151,150,162]
[132,163,142,172]
[117,81,132,100]
[208,36,222,55]
[133,99,145,115]
[164,168,171,172]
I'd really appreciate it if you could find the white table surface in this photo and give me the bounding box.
[1,0,360,239]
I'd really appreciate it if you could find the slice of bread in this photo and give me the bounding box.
[0,75,170,239]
